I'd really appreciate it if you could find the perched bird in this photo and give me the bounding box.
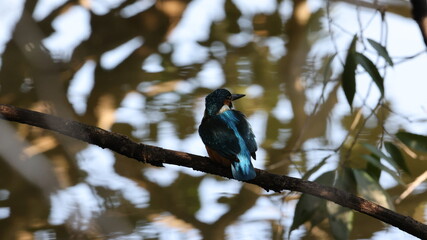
[198,89,257,181]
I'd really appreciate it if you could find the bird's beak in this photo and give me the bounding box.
[231,94,245,101]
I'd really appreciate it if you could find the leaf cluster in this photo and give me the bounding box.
[341,35,393,108]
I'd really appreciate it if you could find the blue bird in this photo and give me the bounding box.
[198,89,257,181]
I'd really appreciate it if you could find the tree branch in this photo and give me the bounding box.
[0,104,426,238]
[410,0,427,47]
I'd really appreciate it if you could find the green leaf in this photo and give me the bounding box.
[361,142,402,175]
[365,154,382,181]
[334,167,357,192]
[367,39,394,66]
[290,171,335,234]
[290,188,324,233]
[361,154,405,185]
[327,168,355,240]
[354,52,384,97]
[361,143,389,160]
[341,35,358,107]
[384,141,410,174]
[327,202,354,240]
[352,169,394,210]
[396,131,427,153]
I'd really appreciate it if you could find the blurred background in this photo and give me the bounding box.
[1,0,427,239]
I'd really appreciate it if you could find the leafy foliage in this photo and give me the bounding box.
[354,53,384,96]
[361,153,404,185]
[352,169,394,210]
[384,141,410,174]
[327,201,354,240]
[367,39,394,67]
[397,131,427,153]
[327,168,355,240]
[342,35,358,107]
[361,142,409,184]
[291,171,335,235]
[341,36,385,108]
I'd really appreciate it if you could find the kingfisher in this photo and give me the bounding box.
[198,89,257,181]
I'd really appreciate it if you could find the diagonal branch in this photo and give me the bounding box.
[410,0,427,47]
[0,104,426,239]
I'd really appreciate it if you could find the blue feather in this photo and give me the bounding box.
[219,111,256,180]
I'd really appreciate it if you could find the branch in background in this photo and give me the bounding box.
[332,0,411,18]
[0,104,426,239]
[410,0,427,47]
[396,170,427,204]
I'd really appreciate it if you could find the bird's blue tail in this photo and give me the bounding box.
[220,110,257,181]
[231,153,256,181]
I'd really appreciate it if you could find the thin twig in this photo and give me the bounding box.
[396,170,427,204]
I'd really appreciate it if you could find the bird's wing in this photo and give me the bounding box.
[232,110,258,159]
[199,116,240,160]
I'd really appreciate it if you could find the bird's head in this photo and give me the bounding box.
[204,89,245,116]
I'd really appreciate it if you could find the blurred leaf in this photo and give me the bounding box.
[354,52,384,96]
[352,169,395,210]
[396,131,427,153]
[362,142,402,175]
[367,39,394,66]
[327,168,355,240]
[360,144,386,181]
[341,35,358,107]
[366,154,382,181]
[302,156,328,180]
[327,201,354,240]
[361,143,389,160]
[290,171,335,235]
[384,141,410,175]
[323,53,337,81]
[362,154,404,185]
[334,167,357,193]
[290,191,325,233]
